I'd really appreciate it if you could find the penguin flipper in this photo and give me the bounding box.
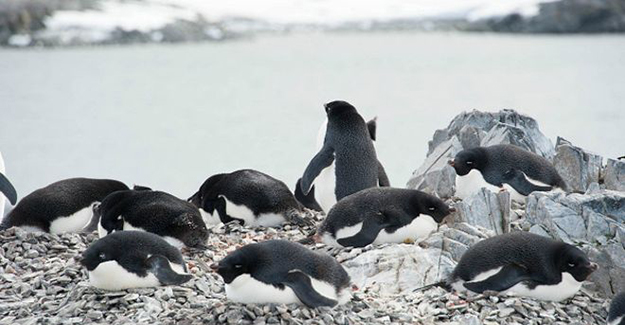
[300,145,335,195]
[147,255,192,286]
[294,178,323,212]
[503,169,552,196]
[336,212,396,247]
[366,117,377,141]
[377,160,390,187]
[463,264,532,293]
[282,270,338,308]
[0,172,17,205]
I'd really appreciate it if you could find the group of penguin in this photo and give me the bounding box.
[0,101,623,323]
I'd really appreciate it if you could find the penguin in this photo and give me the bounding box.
[446,232,597,301]
[97,188,208,249]
[294,116,389,212]
[449,144,567,201]
[188,169,312,228]
[316,187,454,248]
[81,230,192,290]
[211,239,351,308]
[609,292,625,325]
[299,101,388,213]
[0,152,17,219]
[1,178,128,233]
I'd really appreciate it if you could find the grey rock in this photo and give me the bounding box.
[605,158,625,192]
[553,137,603,193]
[408,109,555,198]
[455,188,511,235]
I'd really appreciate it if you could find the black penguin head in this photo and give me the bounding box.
[416,193,455,223]
[80,239,117,271]
[175,212,209,248]
[450,148,485,176]
[212,248,256,284]
[557,244,598,282]
[324,100,356,117]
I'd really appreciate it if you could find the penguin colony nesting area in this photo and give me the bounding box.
[0,220,611,325]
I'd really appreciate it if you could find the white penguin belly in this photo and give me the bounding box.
[315,164,337,213]
[455,169,501,199]
[609,316,624,325]
[225,273,345,305]
[221,196,285,227]
[49,203,97,234]
[504,272,582,301]
[199,208,221,225]
[372,215,437,245]
[89,260,185,290]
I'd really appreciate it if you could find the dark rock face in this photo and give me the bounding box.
[473,0,625,33]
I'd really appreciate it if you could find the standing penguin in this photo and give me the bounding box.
[295,117,389,212]
[609,292,625,325]
[98,188,208,249]
[1,178,128,233]
[212,240,351,308]
[317,188,454,248]
[81,231,192,290]
[445,232,597,301]
[188,169,312,227]
[0,152,17,219]
[450,144,567,201]
[299,101,386,213]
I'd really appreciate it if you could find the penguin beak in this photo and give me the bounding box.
[210,263,219,271]
[588,262,598,272]
[448,207,456,213]
[448,160,455,167]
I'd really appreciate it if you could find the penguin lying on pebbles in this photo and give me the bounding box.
[315,188,454,248]
[188,169,313,227]
[450,144,567,201]
[609,292,625,325]
[1,178,128,233]
[420,232,597,302]
[212,240,351,308]
[294,116,389,212]
[97,188,208,249]
[81,231,192,290]
[299,101,388,213]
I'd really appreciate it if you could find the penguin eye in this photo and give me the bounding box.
[568,262,576,268]
[99,253,106,260]
[117,215,122,220]
[234,264,243,269]
[428,207,436,211]
[466,161,473,165]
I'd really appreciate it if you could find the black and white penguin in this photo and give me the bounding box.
[448,232,597,301]
[1,178,128,233]
[316,188,454,248]
[299,101,388,213]
[0,152,17,218]
[188,169,311,227]
[294,116,389,212]
[81,231,192,290]
[450,144,567,201]
[211,240,351,308]
[97,188,208,249]
[609,292,625,325]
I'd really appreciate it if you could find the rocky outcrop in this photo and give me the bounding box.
[553,137,603,193]
[407,109,554,198]
[605,158,625,191]
[454,188,511,235]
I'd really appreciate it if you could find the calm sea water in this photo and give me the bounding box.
[1,32,624,200]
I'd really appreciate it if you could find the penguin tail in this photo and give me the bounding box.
[413,281,451,293]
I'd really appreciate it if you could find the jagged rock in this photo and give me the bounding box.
[343,223,491,296]
[605,158,625,192]
[408,109,555,198]
[454,188,511,235]
[553,137,603,193]
[525,190,625,297]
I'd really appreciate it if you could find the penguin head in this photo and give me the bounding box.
[449,148,485,176]
[324,100,356,117]
[416,193,455,223]
[558,244,598,282]
[80,239,118,271]
[212,248,256,284]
